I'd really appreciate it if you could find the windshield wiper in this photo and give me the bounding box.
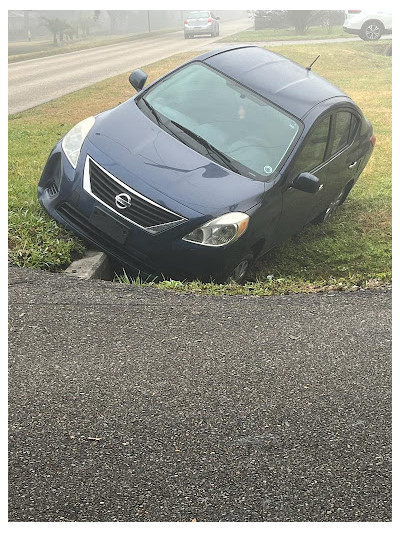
[141,98,163,127]
[140,99,185,143]
[169,119,241,174]
[139,104,242,174]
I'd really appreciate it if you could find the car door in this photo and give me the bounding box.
[278,109,360,240]
[278,113,331,241]
[324,109,361,199]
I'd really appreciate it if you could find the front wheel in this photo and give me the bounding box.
[225,254,253,284]
[361,20,384,40]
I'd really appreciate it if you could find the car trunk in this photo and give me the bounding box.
[188,15,209,28]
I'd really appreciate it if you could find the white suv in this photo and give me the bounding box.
[343,10,392,40]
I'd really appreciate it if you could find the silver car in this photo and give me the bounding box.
[184,11,220,39]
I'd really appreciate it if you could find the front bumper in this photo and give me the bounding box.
[38,143,252,282]
[184,25,213,35]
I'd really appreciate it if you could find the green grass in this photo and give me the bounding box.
[218,25,354,43]
[8,122,86,269]
[8,29,177,63]
[8,42,391,294]
[8,52,200,272]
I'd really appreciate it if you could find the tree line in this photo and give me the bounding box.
[253,10,345,34]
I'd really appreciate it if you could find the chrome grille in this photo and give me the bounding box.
[84,157,185,232]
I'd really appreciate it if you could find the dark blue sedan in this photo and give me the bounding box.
[38,45,375,283]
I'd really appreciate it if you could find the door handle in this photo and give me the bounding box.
[348,161,358,169]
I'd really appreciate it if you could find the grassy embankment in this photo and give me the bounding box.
[218,25,354,43]
[8,41,391,295]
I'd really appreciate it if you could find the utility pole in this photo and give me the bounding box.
[147,10,151,33]
[23,10,30,39]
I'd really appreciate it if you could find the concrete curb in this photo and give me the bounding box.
[64,250,112,280]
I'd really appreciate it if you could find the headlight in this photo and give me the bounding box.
[183,212,249,247]
[61,116,95,168]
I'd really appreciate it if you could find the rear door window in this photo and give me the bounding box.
[331,111,358,155]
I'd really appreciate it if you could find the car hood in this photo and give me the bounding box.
[86,99,265,216]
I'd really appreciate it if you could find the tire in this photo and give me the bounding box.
[360,20,384,41]
[225,254,253,284]
[184,33,189,39]
[313,181,354,224]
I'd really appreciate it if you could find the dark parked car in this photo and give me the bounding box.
[184,11,220,38]
[38,45,375,283]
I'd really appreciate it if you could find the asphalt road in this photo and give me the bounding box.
[8,18,251,115]
[9,265,391,521]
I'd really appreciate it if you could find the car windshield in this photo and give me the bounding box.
[143,63,300,178]
[188,12,209,18]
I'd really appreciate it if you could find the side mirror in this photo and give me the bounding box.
[129,69,148,92]
[291,172,321,194]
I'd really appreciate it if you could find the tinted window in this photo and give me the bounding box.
[293,115,330,174]
[331,111,354,155]
[349,114,359,142]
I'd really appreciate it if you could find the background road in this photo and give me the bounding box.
[8,20,391,116]
[8,18,251,115]
[9,265,391,521]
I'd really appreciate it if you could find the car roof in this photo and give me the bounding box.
[198,45,348,119]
